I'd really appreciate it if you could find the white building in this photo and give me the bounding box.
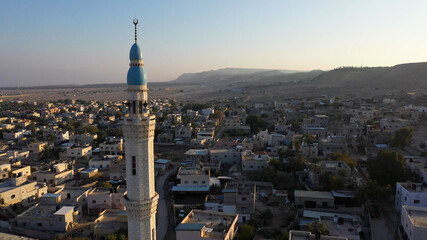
[122,19,158,240]
[400,205,427,240]
[395,181,427,214]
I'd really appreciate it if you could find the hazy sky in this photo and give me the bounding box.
[1,1,427,87]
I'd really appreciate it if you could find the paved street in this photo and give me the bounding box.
[156,167,178,240]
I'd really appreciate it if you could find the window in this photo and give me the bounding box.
[242,197,247,201]
[92,200,96,204]
[37,223,42,227]
[132,156,136,175]
[22,222,26,227]
[414,200,420,204]
[193,181,197,184]
[11,195,15,199]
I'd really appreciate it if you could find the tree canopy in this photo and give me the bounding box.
[390,127,412,149]
[367,151,409,187]
[235,224,254,240]
[331,152,357,168]
[246,115,269,134]
[355,180,392,203]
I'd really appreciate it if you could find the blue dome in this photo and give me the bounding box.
[129,43,143,60]
[127,66,147,85]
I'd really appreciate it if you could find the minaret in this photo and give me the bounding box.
[123,18,158,240]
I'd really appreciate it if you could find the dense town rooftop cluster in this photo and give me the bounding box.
[0,90,427,239]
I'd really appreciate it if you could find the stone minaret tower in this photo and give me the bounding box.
[123,18,158,240]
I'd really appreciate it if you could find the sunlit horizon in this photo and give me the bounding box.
[1,0,427,87]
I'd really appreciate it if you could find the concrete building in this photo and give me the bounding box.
[320,161,351,177]
[400,205,427,240]
[42,128,69,143]
[185,149,209,164]
[289,230,348,240]
[80,168,98,178]
[122,19,158,240]
[34,163,74,186]
[27,142,48,155]
[0,177,47,205]
[99,138,123,156]
[196,127,215,142]
[241,151,270,171]
[294,190,335,208]
[301,142,319,159]
[175,124,192,141]
[320,136,347,158]
[87,187,126,215]
[173,167,219,192]
[3,129,31,141]
[70,133,97,146]
[395,181,427,214]
[66,145,92,160]
[222,182,256,222]
[209,149,241,164]
[14,187,91,239]
[0,150,30,164]
[91,209,128,239]
[176,209,238,240]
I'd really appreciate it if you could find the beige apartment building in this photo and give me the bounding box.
[176,209,238,240]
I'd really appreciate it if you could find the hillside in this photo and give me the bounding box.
[309,62,427,91]
[172,68,301,84]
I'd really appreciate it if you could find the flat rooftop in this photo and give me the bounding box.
[289,230,348,240]
[185,149,208,155]
[403,205,427,228]
[295,190,334,200]
[177,210,237,238]
[0,180,35,193]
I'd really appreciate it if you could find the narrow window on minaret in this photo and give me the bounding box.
[132,101,136,114]
[132,156,136,175]
[139,101,143,113]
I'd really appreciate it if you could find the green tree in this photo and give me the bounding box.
[83,125,99,134]
[331,152,357,168]
[235,224,254,240]
[278,148,285,162]
[306,223,329,235]
[355,180,392,203]
[329,176,345,190]
[40,145,60,160]
[269,158,284,171]
[246,115,269,134]
[367,151,408,187]
[258,209,273,225]
[390,127,413,149]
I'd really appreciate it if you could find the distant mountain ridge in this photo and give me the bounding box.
[169,62,427,94]
[309,62,427,91]
[172,68,301,84]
